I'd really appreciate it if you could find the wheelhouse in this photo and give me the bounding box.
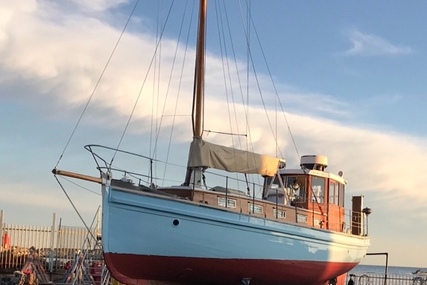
[262,155,352,232]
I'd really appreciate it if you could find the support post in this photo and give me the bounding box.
[366,252,389,285]
[49,213,56,273]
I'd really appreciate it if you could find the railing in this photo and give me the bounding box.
[346,273,425,285]
[341,209,366,235]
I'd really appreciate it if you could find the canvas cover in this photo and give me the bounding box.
[188,138,280,177]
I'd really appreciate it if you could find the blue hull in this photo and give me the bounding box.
[101,182,370,284]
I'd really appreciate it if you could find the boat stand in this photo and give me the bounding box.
[10,247,50,285]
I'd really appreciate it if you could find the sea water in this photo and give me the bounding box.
[350,264,427,275]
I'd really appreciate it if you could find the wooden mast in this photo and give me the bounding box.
[192,0,207,138]
[185,0,207,186]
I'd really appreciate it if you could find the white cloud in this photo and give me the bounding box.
[3,0,427,210]
[280,91,351,118]
[343,29,413,57]
[70,0,127,12]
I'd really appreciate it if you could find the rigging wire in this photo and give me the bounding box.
[54,175,97,241]
[245,0,263,197]
[55,1,298,197]
[58,176,101,196]
[239,0,265,193]
[220,0,297,197]
[160,1,197,186]
[247,11,301,159]
[52,0,144,228]
[222,2,248,150]
[213,1,240,190]
[244,0,253,158]
[236,0,301,162]
[54,0,141,169]
[226,1,268,191]
[214,1,233,143]
[142,0,195,186]
[152,0,191,157]
[151,0,169,185]
[213,1,249,191]
[208,0,263,193]
[238,2,278,157]
[109,2,176,168]
[215,1,237,146]
[150,0,162,180]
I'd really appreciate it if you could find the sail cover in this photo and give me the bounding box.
[188,138,280,177]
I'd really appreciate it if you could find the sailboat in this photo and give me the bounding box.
[53,1,371,285]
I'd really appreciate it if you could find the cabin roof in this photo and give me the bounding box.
[278,168,347,184]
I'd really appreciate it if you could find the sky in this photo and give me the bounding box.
[1,0,427,268]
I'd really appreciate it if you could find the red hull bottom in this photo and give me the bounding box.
[104,253,356,285]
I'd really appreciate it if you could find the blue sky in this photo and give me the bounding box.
[1,0,427,268]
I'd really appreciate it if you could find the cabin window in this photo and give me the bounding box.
[265,185,285,204]
[334,183,340,204]
[263,175,306,205]
[297,214,308,223]
[273,209,286,219]
[264,177,283,203]
[329,180,339,205]
[311,176,325,203]
[284,175,307,203]
[218,197,237,208]
[264,176,279,190]
[248,203,263,214]
[338,184,345,207]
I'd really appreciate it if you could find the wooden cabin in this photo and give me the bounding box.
[155,155,366,235]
